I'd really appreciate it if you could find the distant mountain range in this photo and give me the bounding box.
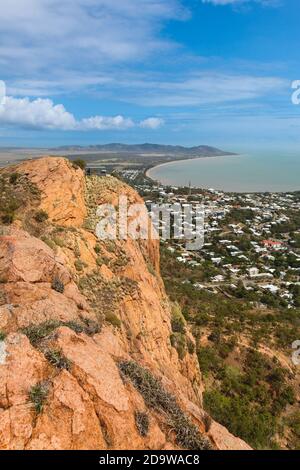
[54,143,234,157]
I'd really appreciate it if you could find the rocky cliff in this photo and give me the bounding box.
[0,157,250,450]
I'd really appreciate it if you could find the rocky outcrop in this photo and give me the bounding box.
[1,157,86,227]
[0,157,251,450]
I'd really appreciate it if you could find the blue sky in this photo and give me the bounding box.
[0,0,299,151]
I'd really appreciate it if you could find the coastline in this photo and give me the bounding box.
[145,154,300,194]
[145,154,239,187]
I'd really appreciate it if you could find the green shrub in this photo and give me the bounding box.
[287,411,300,449]
[105,312,121,329]
[170,333,187,359]
[147,262,156,277]
[1,212,14,225]
[72,159,87,170]
[63,320,85,334]
[53,236,65,248]
[217,339,236,359]
[194,312,210,326]
[118,361,212,450]
[187,338,195,355]
[135,411,150,437]
[197,347,222,376]
[9,173,20,185]
[41,237,56,250]
[23,320,80,345]
[80,317,101,336]
[104,240,116,253]
[111,254,129,270]
[120,277,138,296]
[203,413,213,433]
[22,319,101,349]
[44,349,72,371]
[208,329,221,343]
[34,210,49,223]
[96,257,104,266]
[28,382,49,414]
[171,302,186,334]
[0,288,6,305]
[22,321,61,348]
[51,277,65,293]
[75,259,87,272]
[6,199,20,212]
[61,319,100,336]
[0,331,6,341]
[63,319,101,336]
[203,389,276,450]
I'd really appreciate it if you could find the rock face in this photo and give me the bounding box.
[0,157,251,450]
[14,157,87,227]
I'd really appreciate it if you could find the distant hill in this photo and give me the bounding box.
[54,143,234,157]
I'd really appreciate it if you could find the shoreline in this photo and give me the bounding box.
[146,154,238,178]
[145,154,300,194]
[145,154,240,189]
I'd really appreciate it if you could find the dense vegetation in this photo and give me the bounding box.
[161,246,300,449]
[201,347,295,449]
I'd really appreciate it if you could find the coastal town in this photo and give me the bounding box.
[117,168,300,311]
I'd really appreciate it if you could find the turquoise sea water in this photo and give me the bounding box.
[147,152,300,193]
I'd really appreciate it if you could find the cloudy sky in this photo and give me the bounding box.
[0,0,299,150]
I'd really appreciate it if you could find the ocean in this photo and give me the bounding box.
[147,152,300,193]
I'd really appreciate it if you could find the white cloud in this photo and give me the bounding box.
[0,97,77,130]
[7,76,114,98]
[0,1,284,116]
[81,115,134,131]
[0,96,163,131]
[139,117,165,129]
[122,73,287,107]
[0,0,186,78]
